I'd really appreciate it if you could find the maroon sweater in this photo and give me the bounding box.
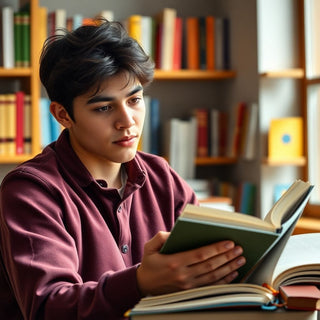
[0,130,197,320]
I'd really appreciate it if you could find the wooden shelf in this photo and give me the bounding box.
[260,68,304,78]
[0,154,36,164]
[262,157,306,166]
[0,67,32,77]
[306,77,320,85]
[195,157,237,165]
[154,69,236,80]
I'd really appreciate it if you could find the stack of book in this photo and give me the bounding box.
[41,7,231,72]
[0,91,31,156]
[126,180,319,319]
[0,5,30,68]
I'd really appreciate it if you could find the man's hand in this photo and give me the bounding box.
[136,231,246,296]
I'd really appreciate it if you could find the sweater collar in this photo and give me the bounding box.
[53,129,147,190]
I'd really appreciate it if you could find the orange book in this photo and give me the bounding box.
[206,16,215,70]
[186,17,200,70]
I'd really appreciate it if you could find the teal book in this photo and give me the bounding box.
[160,179,313,284]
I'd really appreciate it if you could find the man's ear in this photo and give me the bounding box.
[50,102,73,128]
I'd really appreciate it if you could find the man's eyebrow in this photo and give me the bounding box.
[86,85,143,104]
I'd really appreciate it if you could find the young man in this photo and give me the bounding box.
[0,21,245,319]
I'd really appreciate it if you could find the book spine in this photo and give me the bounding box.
[210,109,219,157]
[214,17,223,70]
[128,15,142,45]
[186,17,200,69]
[160,8,177,70]
[23,94,32,154]
[206,16,215,70]
[194,108,209,157]
[172,17,183,70]
[14,12,22,67]
[6,94,16,155]
[150,98,160,155]
[141,16,153,56]
[40,97,52,148]
[15,91,25,155]
[20,11,30,67]
[2,6,15,68]
[0,95,6,155]
[198,17,207,70]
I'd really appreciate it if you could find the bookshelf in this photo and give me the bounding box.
[0,0,41,164]
[1,0,319,223]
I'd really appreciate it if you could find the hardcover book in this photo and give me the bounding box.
[127,219,320,318]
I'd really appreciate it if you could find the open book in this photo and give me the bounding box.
[127,232,320,318]
[126,180,313,317]
[161,179,313,283]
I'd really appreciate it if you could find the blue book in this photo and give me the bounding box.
[49,112,61,142]
[40,97,51,148]
[150,98,160,155]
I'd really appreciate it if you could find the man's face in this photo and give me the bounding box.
[67,72,145,166]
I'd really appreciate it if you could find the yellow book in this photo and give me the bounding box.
[128,15,142,45]
[268,117,303,160]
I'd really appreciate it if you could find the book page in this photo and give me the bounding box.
[271,233,320,288]
[263,180,311,229]
[183,205,276,232]
[243,191,312,286]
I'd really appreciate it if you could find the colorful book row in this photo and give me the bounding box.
[194,103,258,160]
[0,92,31,156]
[122,11,230,71]
[0,6,30,68]
[41,7,230,71]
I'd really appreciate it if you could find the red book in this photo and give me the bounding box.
[230,102,246,157]
[194,108,209,157]
[186,17,199,69]
[15,91,24,155]
[206,16,215,70]
[154,22,162,69]
[172,17,183,70]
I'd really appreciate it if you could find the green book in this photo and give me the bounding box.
[160,179,313,283]
[20,11,30,67]
[14,12,22,67]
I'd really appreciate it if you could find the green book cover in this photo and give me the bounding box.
[160,217,278,282]
[160,180,313,284]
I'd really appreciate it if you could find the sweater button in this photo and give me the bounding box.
[121,244,129,254]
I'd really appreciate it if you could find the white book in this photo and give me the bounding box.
[2,6,14,68]
[96,10,114,22]
[141,16,153,56]
[158,8,177,70]
[142,96,151,153]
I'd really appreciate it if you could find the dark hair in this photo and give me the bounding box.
[39,20,155,120]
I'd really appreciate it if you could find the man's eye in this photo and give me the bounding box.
[96,105,111,112]
[131,97,142,104]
